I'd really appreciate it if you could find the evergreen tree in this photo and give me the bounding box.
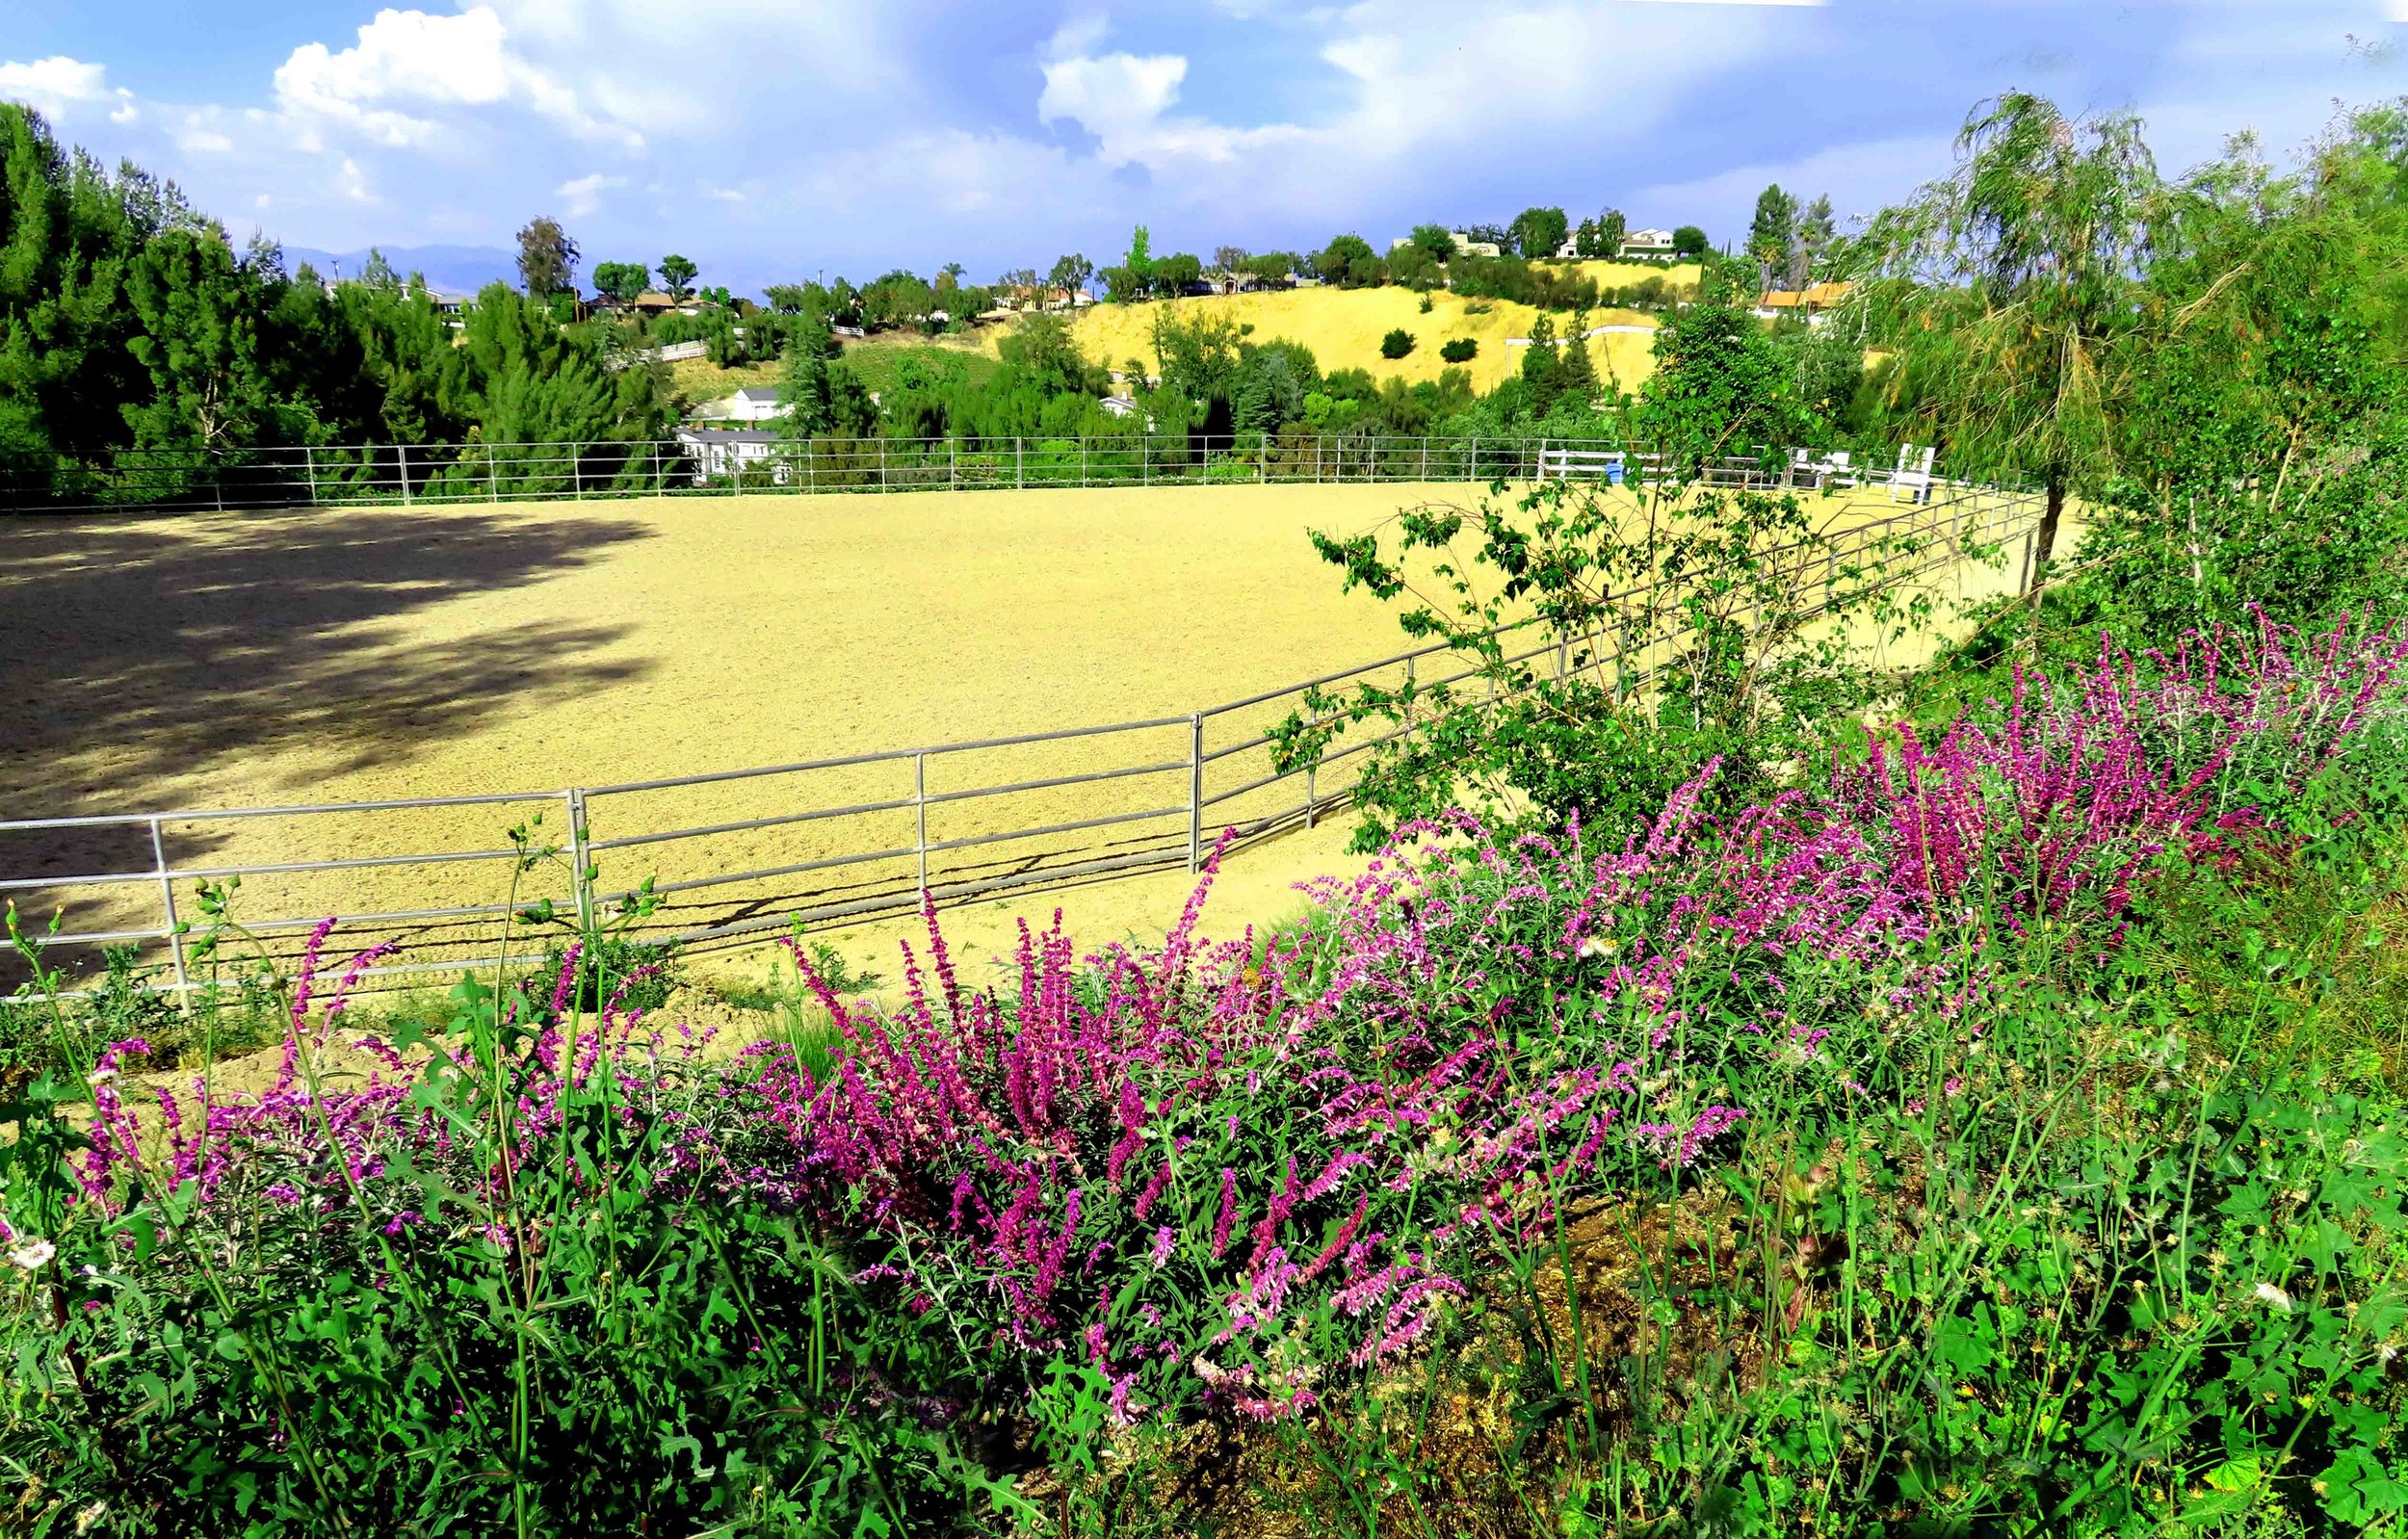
[1556,310,1601,404]
[1522,315,1559,413]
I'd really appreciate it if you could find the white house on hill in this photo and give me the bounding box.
[1620,228,1676,257]
[728,386,787,422]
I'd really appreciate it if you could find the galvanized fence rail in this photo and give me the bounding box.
[0,472,2041,1000]
[0,433,1792,516]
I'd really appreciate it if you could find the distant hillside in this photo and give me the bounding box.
[281,244,519,296]
[1009,277,1688,397]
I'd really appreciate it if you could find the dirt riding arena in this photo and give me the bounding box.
[0,481,2030,992]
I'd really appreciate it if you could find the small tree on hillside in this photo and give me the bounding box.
[1410,223,1458,261]
[516,217,580,295]
[1381,327,1416,359]
[1670,225,1711,259]
[1318,233,1384,288]
[1557,311,1600,403]
[591,261,648,303]
[1795,195,1836,284]
[1049,253,1094,299]
[1521,314,1559,411]
[1510,206,1570,259]
[658,253,698,300]
[1747,184,1799,278]
[778,310,877,438]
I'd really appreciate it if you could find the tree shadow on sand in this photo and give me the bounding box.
[0,505,659,884]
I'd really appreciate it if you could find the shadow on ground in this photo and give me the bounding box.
[0,504,656,877]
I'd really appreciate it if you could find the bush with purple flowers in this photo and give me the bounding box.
[6,612,2408,1536]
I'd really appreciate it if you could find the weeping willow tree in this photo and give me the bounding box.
[1853,92,2160,586]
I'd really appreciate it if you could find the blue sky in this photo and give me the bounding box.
[2,0,2403,296]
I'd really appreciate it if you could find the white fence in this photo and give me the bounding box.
[0,477,2044,999]
[0,433,1801,516]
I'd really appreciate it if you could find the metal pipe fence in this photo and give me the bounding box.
[0,471,2043,1000]
[0,433,1801,515]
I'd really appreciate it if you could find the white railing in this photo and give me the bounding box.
[0,480,2044,998]
[0,433,1809,515]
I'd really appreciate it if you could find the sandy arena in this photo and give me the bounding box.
[0,480,2027,990]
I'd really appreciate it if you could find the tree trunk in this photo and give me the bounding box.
[2027,479,2065,593]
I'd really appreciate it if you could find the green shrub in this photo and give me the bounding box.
[1440,337,1478,362]
[1380,327,1416,359]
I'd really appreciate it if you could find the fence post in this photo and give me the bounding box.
[1303,706,1318,830]
[397,443,411,507]
[950,436,957,491]
[566,788,594,930]
[1260,431,1268,483]
[1421,435,1429,482]
[1469,435,1477,483]
[1141,434,1148,486]
[149,817,190,1005]
[1017,437,1025,490]
[880,437,888,492]
[1403,654,1416,740]
[1187,714,1204,874]
[302,445,318,507]
[1082,438,1088,489]
[914,752,929,893]
[572,441,584,500]
[488,448,500,503]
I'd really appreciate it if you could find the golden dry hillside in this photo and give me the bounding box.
[993,272,1696,395]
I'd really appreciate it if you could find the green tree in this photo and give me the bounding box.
[1153,251,1203,297]
[1598,208,1627,254]
[657,253,698,301]
[1410,224,1458,261]
[1380,327,1416,359]
[1556,311,1600,403]
[777,309,876,438]
[1670,225,1710,259]
[996,311,1094,397]
[1048,253,1093,299]
[516,217,579,296]
[1638,301,1802,470]
[119,228,294,456]
[1795,195,1836,280]
[1316,234,1384,288]
[1510,206,1570,259]
[1747,184,1798,274]
[590,261,648,303]
[1858,91,2159,582]
[1521,315,1559,411]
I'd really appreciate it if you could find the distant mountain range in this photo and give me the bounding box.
[281,245,520,297]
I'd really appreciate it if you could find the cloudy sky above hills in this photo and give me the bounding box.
[3,0,2403,295]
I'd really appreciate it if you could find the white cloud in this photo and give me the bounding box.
[0,56,110,118]
[556,170,625,216]
[1026,1,1792,225]
[272,7,641,151]
[1038,52,1191,155]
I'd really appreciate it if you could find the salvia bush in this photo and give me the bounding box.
[5,612,2408,1535]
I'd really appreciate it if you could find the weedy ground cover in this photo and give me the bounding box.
[6,613,2406,1537]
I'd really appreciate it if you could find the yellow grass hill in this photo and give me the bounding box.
[984,261,1703,395]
